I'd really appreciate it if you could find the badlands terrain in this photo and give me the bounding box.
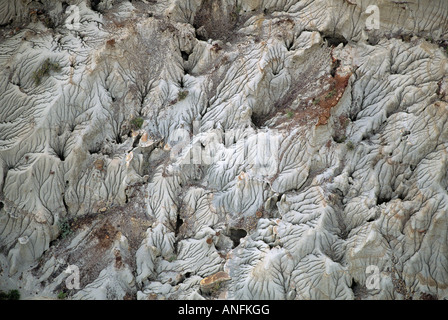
[0,0,447,300]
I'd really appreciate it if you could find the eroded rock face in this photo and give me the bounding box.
[0,0,447,300]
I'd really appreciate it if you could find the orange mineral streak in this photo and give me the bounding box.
[140,131,149,143]
[315,72,351,126]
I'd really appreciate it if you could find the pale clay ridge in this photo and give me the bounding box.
[0,0,447,300]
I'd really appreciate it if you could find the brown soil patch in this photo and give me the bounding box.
[93,221,118,249]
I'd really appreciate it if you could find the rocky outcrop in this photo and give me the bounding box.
[0,0,447,300]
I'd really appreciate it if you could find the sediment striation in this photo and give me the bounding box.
[0,0,447,300]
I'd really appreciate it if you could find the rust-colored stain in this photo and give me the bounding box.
[315,71,351,126]
[269,66,351,128]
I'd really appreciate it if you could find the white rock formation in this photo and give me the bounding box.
[0,0,447,300]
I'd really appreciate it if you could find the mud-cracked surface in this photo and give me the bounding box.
[0,0,447,300]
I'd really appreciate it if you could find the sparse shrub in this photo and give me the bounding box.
[130,117,144,130]
[193,0,240,42]
[32,58,61,85]
[213,282,221,292]
[420,293,437,300]
[58,218,72,239]
[235,3,242,14]
[344,117,351,128]
[8,290,20,300]
[325,88,337,99]
[177,90,189,101]
[57,291,67,300]
[334,135,346,143]
[41,15,54,29]
[346,140,355,150]
[286,110,294,118]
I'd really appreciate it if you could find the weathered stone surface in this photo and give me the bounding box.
[0,0,447,300]
[200,271,231,294]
